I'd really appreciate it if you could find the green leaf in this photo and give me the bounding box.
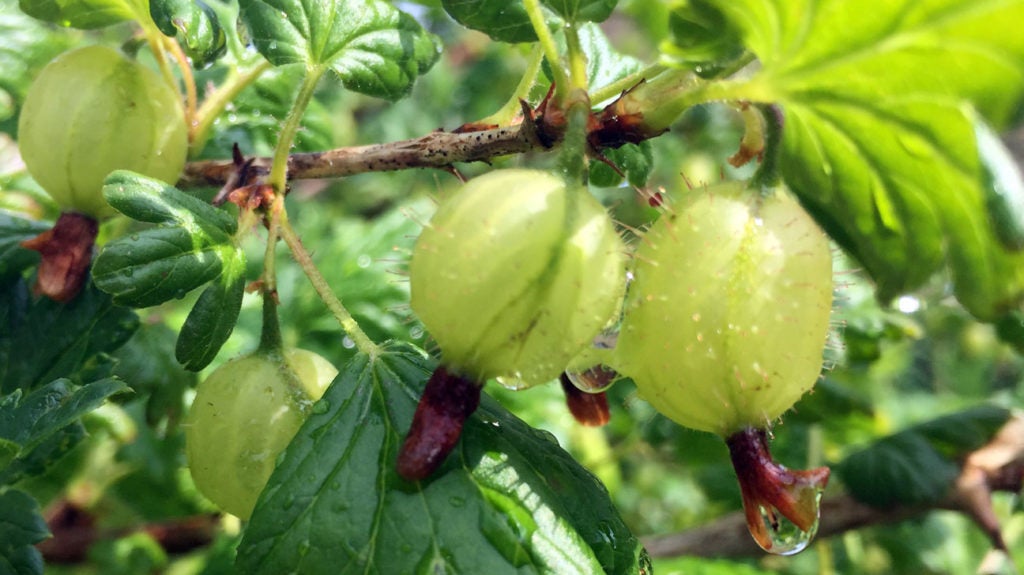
[0,8,76,106]
[0,213,47,280]
[174,259,245,371]
[579,22,641,96]
[441,0,545,43]
[0,281,137,394]
[663,0,744,66]
[0,489,48,575]
[18,0,146,29]
[976,118,1024,251]
[93,171,244,309]
[149,0,227,69]
[591,142,653,188]
[238,0,441,100]
[199,65,335,158]
[111,323,197,425]
[541,0,616,23]
[706,0,1024,317]
[835,405,1011,508]
[238,343,645,575]
[0,378,127,485]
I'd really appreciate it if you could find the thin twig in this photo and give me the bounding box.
[180,123,544,188]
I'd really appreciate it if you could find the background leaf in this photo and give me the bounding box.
[0,378,127,486]
[18,0,147,29]
[0,213,46,280]
[238,0,441,100]
[0,489,48,575]
[706,0,1024,318]
[238,344,645,575]
[835,406,1011,508]
[441,0,546,43]
[0,281,137,394]
[541,0,616,23]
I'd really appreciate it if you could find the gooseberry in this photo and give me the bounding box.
[185,348,337,519]
[409,168,626,388]
[399,168,627,480]
[614,180,833,554]
[18,45,187,219]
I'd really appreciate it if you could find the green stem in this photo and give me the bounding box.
[258,288,284,353]
[269,66,326,193]
[523,0,568,100]
[190,60,272,156]
[563,23,588,93]
[589,63,666,104]
[476,44,545,127]
[626,72,766,134]
[278,215,378,356]
[751,103,784,189]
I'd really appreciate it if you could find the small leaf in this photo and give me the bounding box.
[580,22,641,96]
[238,0,441,100]
[441,0,546,43]
[18,0,146,29]
[591,142,653,188]
[149,0,227,69]
[174,260,245,372]
[542,0,616,23]
[0,281,137,393]
[836,406,1012,508]
[102,171,235,236]
[0,213,47,280]
[238,344,645,575]
[705,0,1024,317]
[0,378,127,485]
[93,171,244,309]
[0,489,48,575]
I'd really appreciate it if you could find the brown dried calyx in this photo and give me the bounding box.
[21,212,99,302]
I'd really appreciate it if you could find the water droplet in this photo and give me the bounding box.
[283,494,296,510]
[130,234,140,241]
[753,493,821,556]
[495,374,529,391]
[342,336,355,349]
[297,539,311,557]
[312,400,330,414]
[448,496,465,508]
[356,254,372,268]
[565,365,620,393]
[410,326,424,340]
